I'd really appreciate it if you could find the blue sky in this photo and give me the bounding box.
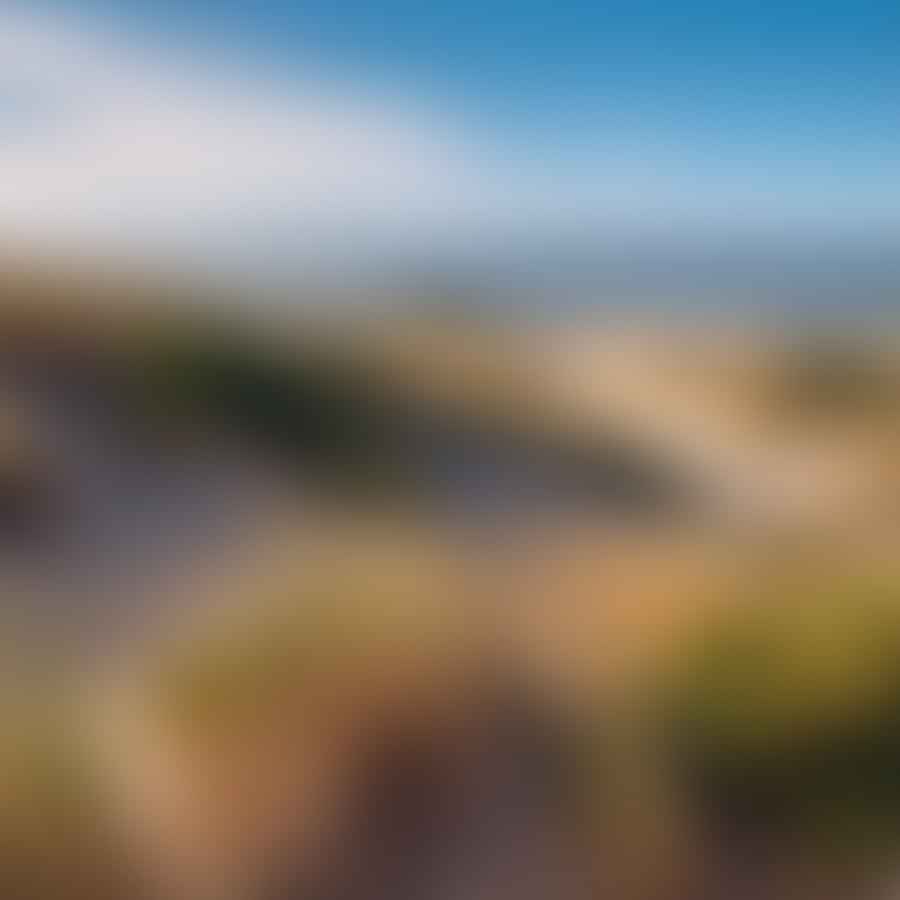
[3,0,899,274]
[42,0,900,155]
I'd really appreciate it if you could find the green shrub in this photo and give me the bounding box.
[133,326,392,484]
[662,573,900,853]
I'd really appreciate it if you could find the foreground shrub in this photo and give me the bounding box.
[663,570,900,858]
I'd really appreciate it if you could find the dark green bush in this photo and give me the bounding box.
[134,326,394,485]
[662,574,900,853]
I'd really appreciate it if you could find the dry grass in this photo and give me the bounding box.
[91,520,477,899]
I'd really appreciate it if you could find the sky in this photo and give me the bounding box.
[1,0,898,284]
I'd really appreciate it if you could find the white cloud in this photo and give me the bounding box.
[0,8,495,264]
[1,8,896,272]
